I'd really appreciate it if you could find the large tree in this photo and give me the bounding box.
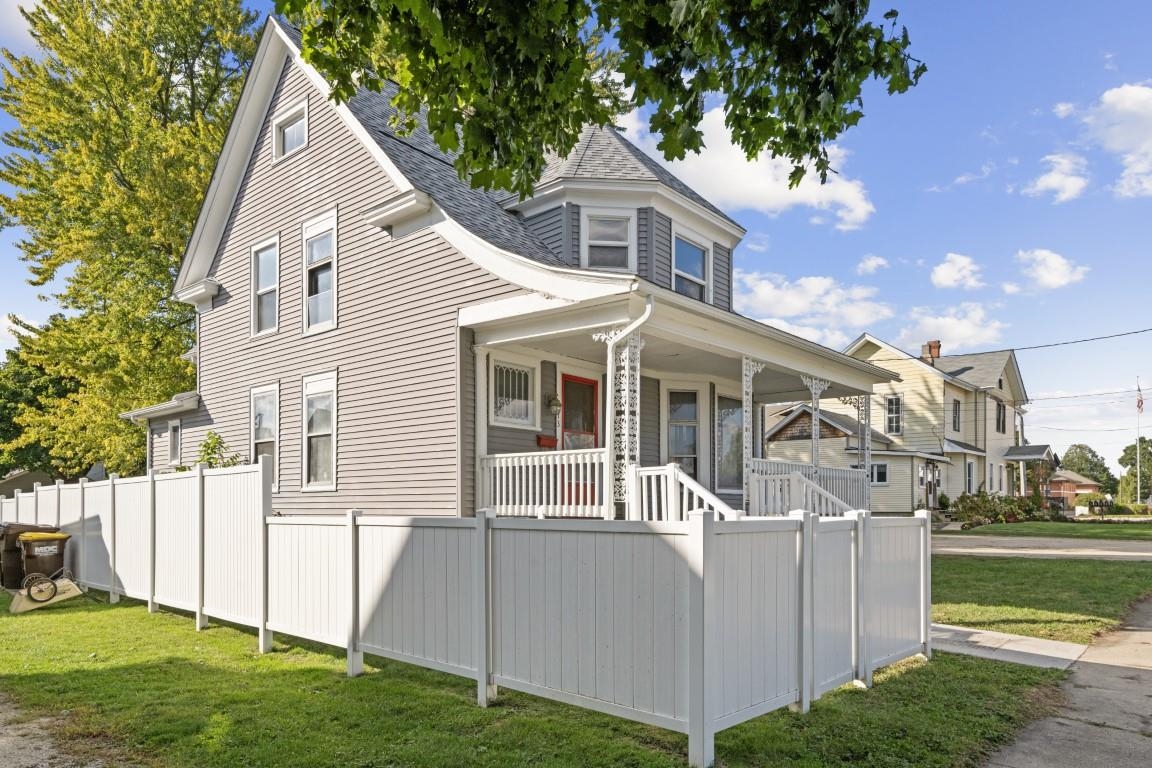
[0,0,257,475]
[278,0,926,197]
[1060,443,1118,495]
[1117,437,1152,504]
[0,344,78,478]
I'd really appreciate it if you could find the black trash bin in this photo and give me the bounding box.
[0,523,59,589]
[16,532,71,584]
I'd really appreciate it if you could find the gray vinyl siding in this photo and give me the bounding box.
[637,207,654,281]
[486,360,557,454]
[640,375,660,466]
[185,59,524,515]
[523,207,565,262]
[149,423,168,470]
[713,243,732,311]
[567,203,581,267]
[652,211,673,288]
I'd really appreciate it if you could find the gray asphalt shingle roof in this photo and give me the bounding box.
[936,351,1013,389]
[1004,444,1054,461]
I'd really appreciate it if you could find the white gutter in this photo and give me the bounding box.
[603,295,655,513]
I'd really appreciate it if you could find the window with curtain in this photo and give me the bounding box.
[716,395,743,491]
[668,391,698,479]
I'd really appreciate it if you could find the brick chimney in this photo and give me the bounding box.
[921,339,942,365]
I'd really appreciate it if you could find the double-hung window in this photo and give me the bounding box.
[302,372,337,491]
[668,391,699,479]
[885,395,902,435]
[490,358,539,429]
[303,212,337,332]
[952,399,961,432]
[995,402,1007,434]
[251,384,278,484]
[252,237,279,335]
[673,228,709,301]
[870,463,889,485]
[581,208,635,270]
[168,420,181,466]
[272,101,308,160]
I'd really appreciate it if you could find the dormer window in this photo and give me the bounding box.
[673,225,710,301]
[272,101,308,160]
[580,207,635,270]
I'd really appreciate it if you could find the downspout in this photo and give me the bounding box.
[604,294,655,514]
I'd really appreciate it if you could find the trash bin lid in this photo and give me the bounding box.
[16,531,71,542]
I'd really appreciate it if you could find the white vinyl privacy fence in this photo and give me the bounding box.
[1,460,932,768]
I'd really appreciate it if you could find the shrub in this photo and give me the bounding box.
[937,493,951,511]
[196,431,245,468]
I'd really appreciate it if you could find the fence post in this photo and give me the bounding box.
[475,508,497,705]
[194,464,206,630]
[687,510,716,768]
[667,467,681,523]
[789,509,815,713]
[108,474,119,604]
[346,508,364,677]
[54,479,63,527]
[915,509,932,659]
[258,455,274,653]
[77,478,87,586]
[626,464,639,521]
[848,510,873,687]
[32,482,40,525]
[147,470,157,613]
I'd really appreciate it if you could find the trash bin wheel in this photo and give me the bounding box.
[21,572,48,590]
[26,576,57,603]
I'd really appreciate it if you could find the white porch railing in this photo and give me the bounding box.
[749,458,868,510]
[479,448,609,517]
[629,464,736,521]
[748,472,853,517]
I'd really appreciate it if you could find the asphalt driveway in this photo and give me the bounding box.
[933,534,1152,560]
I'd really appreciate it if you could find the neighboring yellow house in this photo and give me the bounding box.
[765,334,1047,515]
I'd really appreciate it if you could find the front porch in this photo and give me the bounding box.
[467,290,884,520]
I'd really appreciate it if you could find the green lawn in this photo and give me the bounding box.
[933,556,1152,644]
[940,521,1152,541]
[0,591,1061,768]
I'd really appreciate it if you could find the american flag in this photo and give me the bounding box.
[1139,383,1145,415]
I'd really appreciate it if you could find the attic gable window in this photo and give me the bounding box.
[580,207,635,271]
[272,101,308,161]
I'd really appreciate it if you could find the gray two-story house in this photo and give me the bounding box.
[124,16,897,521]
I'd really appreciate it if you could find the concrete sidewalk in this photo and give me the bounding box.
[933,534,1152,560]
[931,624,1086,669]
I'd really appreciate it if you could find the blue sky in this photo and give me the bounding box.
[2,2,1150,472]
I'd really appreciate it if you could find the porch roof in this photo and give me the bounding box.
[1004,444,1054,462]
[464,290,900,403]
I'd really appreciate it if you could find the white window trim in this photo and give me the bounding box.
[885,394,903,436]
[659,381,711,488]
[715,391,743,494]
[966,461,975,494]
[301,210,338,336]
[250,383,279,492]
[579,206,637,272]
[250,234,280,337]
[952,399,961,433]
[167,419,181,467]
[671,222,712,303]
[302,371,338,492]
[271,99,309,162]
[870,462,889,486]
[488,352,541,431]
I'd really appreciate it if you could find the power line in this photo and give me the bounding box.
[1028,389,1138,402]
[859,327,1152,364]
[1030,425,1135,433]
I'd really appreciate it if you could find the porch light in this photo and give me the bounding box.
[547,394,563,416]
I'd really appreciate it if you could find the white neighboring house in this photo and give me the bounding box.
[764,335,1048,515]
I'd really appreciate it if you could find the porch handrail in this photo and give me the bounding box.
[749,459,868,510]
[629,464,735,522]
[480,448,609,518]
[748,472,853,518]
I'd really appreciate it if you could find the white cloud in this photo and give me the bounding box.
[1103,52,1117,72]
[930,253,985,290]
[0,316,27,351]
[733,269,892,349]
[1053,102,1076,119]
[1085,84,1152,197]
[896,303,1007,352]
[1001,282,1021,295]
[741,232,771,254]
[856,255,889,275]
[0,2,36,53]
[1015,249,1089,290]
[953,162,996,185]
[621,108,875,230]
[1023,153,1090,203]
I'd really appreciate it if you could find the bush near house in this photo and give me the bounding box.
[951,492,1062,529]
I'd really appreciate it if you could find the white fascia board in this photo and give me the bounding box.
[468,294,639,348]
[429,214,637,302]
[458,294,576,327]
[851,448,952,463]
[119,392,201,424]
[511,180,745,249]
[844,333,977,392]
[362,189,433,229]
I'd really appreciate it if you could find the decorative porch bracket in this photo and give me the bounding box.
[800,376,831,469]
[593,326,644,511]
[742,357,767,509]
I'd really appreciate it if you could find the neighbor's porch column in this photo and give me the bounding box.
[742,356,766,509]
[594,326,644,516]
[801,375,831,468]
[841,393,873,510]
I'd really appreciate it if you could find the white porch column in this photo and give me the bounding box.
[473,345,489,515]
[862,395,873,510]
[594,326,644,515]
[801,375,831,468]
[742,356,766,509]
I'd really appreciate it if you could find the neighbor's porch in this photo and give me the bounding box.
[465,291,885,521]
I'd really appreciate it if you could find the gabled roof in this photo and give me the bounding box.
[843,334,978,391]
[764,404,892,446]
[526,124,743,230]
[936,349,1028,403]
[1050,468,1100,486]
[1004,444,1054,462]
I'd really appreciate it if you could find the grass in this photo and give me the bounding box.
[939,521,1152,541]
[0,591,1062,768]
[933,555,1152,644]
